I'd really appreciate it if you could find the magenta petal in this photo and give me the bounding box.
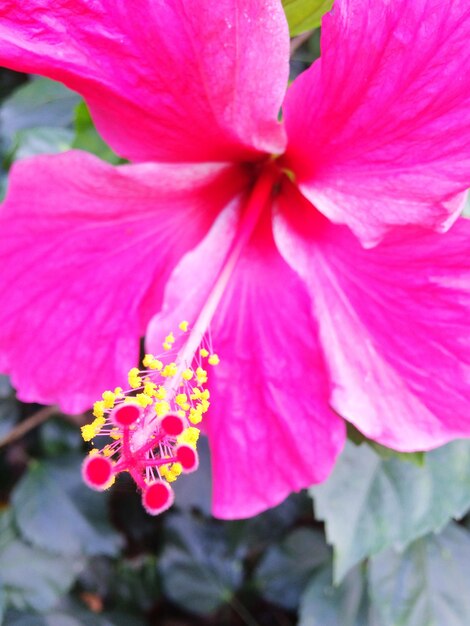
[0,0,288,163]
[283,0,470,244]
[275,184,470,451]
[0,151,246,412]
[148,213,345,519]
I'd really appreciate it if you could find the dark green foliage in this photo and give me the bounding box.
[311,440,470,581]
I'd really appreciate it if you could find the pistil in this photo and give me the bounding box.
[81,164,279,514]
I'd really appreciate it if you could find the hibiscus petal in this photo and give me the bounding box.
[147,211,345,519]
[275,182,470,451]
[0,0,288,163]
[283,0,470,244]
[0,151,246,412]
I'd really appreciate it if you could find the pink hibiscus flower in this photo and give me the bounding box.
[0,0,469,518]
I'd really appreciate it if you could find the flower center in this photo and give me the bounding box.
[80,163,280,514]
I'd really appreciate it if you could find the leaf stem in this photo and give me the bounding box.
[0,405,57,448]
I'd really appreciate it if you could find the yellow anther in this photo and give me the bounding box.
[208,354,220,366]
[163,332,176,351]
[155,385,167,400]
[82,417,105,442]
[128,367,142,388]
[191,387,210,403]
[142,353,156,368]
[93,416,106,428]
[93,400,105,419]
[89,448,99,456]
[196,367,208,385]
[123,396,138,404]
[162,362,178,377]
[199,348,209,357]
[182,368,193,381]
[199,399,210,414]
[110,428,121,441]
[162,462,182,482]
[175,393,188,407]
[160,464,176,482]
[143,354,163,370]
[189,407,203,424]
[114,387,123,396]
[179,320,189,332]
[136,393,153,407]
[171,463,182,477]
[155,400,171,416]
[102,446,113,457]
[178,427,200,447]
[177,409,187,418]
[144,381,157,396]
[102,390,116,409]
[188,426,200,438]
[81,424,96,442]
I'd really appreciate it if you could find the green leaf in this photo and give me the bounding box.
[311,440,470,582]
[0,586,5,626]
[0,172,6,202]
[282,0,333,36]
[0,510,16,550]
[346,424,425,466]
[72,102,122,164]
[3,613,83,626]
[370,523,470,626]
[39,418,83,456]
[172,436,212,515]
[0,375,12,399]
[0,394,19,441]
[3,607,146,626]
[299,564,381,626]
[6,127,74,164]
[0,511,82,612]
[110,559,161,613]
[159,513,244,615]
[0,78,79,146]
[254,527,329,610]
[79,555,161,613]
[224,492,311,556]
[12,455,122,558]
[368,442,425,466]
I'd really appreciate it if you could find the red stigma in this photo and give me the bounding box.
[82,455,114,490]
[142,481,174,515]
[176,445,199,472]
[112,403,141,427]
[161,413,185,436]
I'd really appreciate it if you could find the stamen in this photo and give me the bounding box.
[81,164,279,515]
[80,322,208,514]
